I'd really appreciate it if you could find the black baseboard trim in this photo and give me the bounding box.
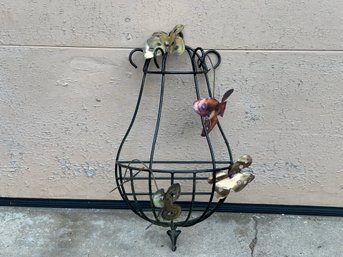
[0,197,342,217]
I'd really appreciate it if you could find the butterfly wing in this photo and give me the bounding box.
[143,32,169,59]
[228,154,253,176]
[230,172,255,192]
[221,89,234,103]
[168,24,185,55]
[201,112,218,136]
[168,25,184,44]
[172,35,185,55]
[161,183,182,220]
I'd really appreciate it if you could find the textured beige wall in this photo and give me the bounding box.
[1,0,343,206]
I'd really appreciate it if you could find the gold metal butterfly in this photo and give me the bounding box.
[208,155,255,199]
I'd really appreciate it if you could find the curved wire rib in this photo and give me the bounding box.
[191,47,205,67]
[148,53,168,220]
[115,57,153,221]
[129,48,143,68]
[201,49,221,70]
[153,47,165,69]
[187,47,225,223]
[200,52,233,163]
[186,47,217,169]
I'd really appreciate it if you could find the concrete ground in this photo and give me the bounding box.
[0,207,342,257]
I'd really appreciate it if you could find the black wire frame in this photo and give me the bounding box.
[115,46,234,230]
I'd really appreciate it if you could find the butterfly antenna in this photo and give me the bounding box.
[206,54,216,97]
[110,159,159,193]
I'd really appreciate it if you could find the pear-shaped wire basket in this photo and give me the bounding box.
[115,46,233,251]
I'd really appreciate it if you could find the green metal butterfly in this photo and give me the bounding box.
[144,25,185,59]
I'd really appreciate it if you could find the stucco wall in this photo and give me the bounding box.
[1,0,342,206]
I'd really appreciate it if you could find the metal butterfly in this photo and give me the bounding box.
[208,154,255,199]
[152,183,182,221]
[144,25,185,59]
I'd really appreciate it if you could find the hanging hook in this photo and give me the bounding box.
[129,48,143,69]
[191,47,206,69]
[191,47,205,61]
[201,49,221,70]
[153,47,165,69]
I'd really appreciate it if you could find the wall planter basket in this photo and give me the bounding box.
[114,26,254,251]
